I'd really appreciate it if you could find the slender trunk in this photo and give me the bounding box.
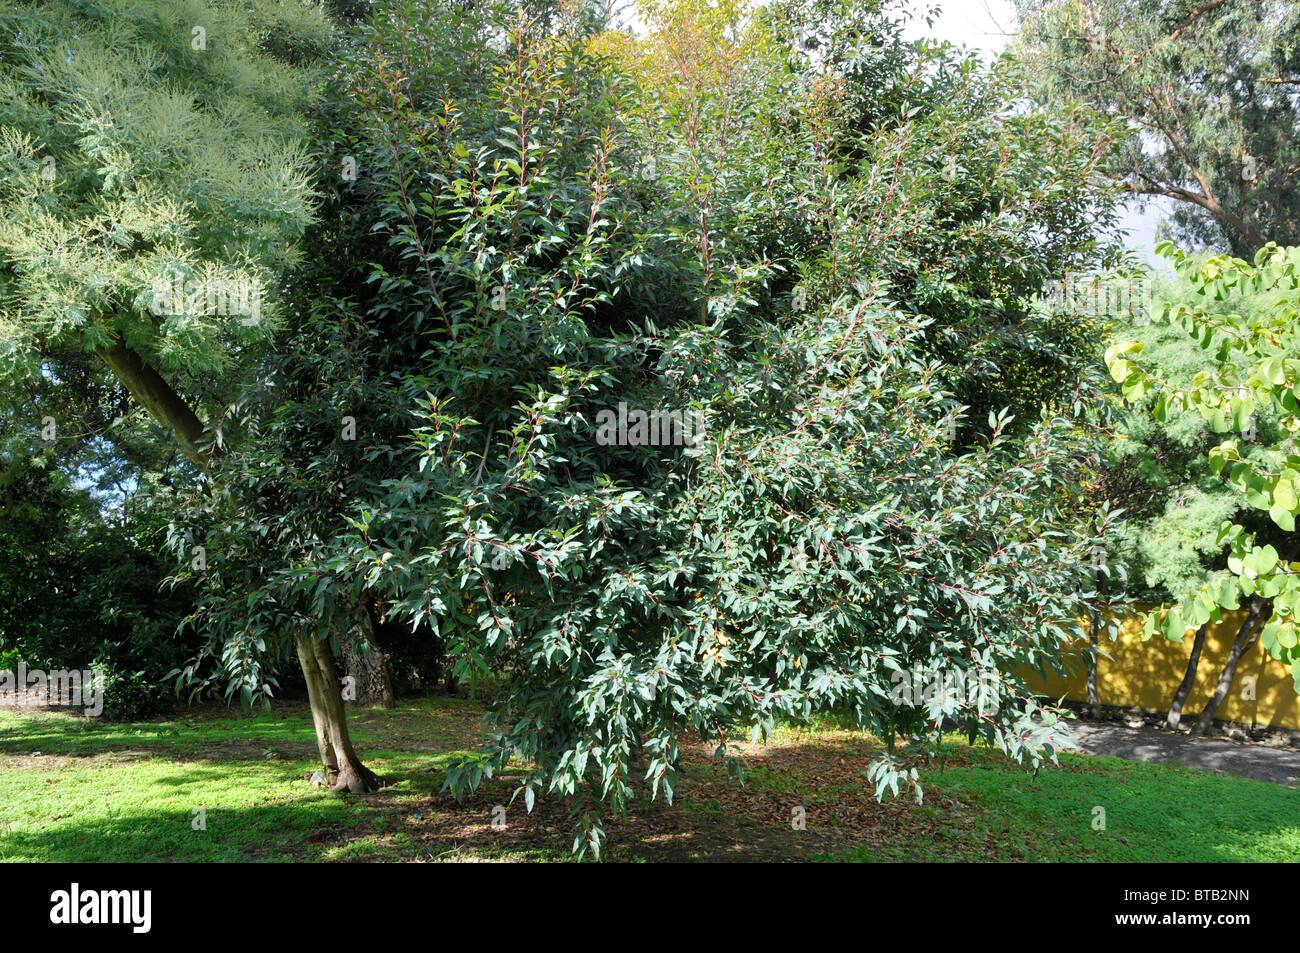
[1087,567,1103,719]
[95,337,208,466]
[1194,598,1268,735]
[341,603,394,709]
[1087,607,1100,720]
[1167,623,1209,730]
[296,637,381,793]
[298,638,340,778]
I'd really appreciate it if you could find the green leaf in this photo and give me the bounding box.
[1161,606,1186,642]
[1269,505,1296,532]
[1273,479,1297,512]
[1214,576,1241,610]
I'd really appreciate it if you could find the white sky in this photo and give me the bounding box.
[900,0,1017,59]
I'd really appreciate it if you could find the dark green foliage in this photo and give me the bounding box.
[89,658,168,721]
[371,608,455,695]
[168,0,1130,856]
[0,449,201,719]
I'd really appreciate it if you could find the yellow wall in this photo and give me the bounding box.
[1023,609,1300,730]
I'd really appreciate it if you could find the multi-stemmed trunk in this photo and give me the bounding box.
[1192,546,1295,735]
[297,636,381,793]
[1194,597,1268,736]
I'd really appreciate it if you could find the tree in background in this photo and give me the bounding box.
[0,1,368,750]
[772,0,1130,443]
[1015,0,1300,258]
[0,427,202,720]
[1107,242,1300,725]
[0,327,210,719]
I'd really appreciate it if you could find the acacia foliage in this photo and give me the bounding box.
[1096,260,1286,607]
[1107,243,1300,688]
[0,0,330,424]
[177,0,1127,854]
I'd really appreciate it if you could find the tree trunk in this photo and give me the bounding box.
[92,335,381,788]
[1166,622,1209,730]
[1086,566,1103,719]
[94,336,382,788]
[95,337,208,466]
[341,603,394,708]
[1087,606,1101,720]
[296,637,381,793]
[1194,598,1268,735]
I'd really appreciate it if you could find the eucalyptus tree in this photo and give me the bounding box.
[176,0,1130,848]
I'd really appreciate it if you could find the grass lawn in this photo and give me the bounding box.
[1,697,1296,862]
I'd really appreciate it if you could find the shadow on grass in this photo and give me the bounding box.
[4,700,1300,863]
[0,799,360,863]
[0,699,485,765]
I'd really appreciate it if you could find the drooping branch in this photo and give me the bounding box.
[1125,179,1268,254]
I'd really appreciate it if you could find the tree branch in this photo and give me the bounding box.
[1168,0,1229,43]
[94,336,209,468]
[1125,180,1268,253]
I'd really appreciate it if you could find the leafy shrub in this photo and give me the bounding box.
[91,657,171,722]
